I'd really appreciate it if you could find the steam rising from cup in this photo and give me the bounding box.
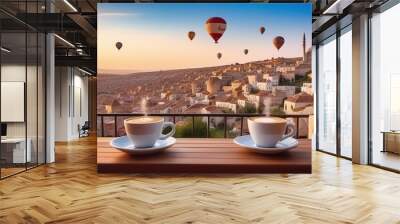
[263,98,271,117]
[141,97,148,116]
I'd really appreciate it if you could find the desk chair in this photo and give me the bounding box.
[79,121,90,138]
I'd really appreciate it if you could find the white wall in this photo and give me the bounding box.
[1,63,46,164]
[54,67,89,141]
[1,65,26,138]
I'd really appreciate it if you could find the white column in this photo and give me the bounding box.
[352,14,369,164]
[46,33,55,163]
[312,45,317,150]
[54,67,73,141]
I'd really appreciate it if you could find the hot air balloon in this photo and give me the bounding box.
[188,31,195,41]
[115,42,123,50]
[217,52,222,59]
[244,49,249,55]
[205,17,227,43]
[260,26,265,35]
[273,36,285,51]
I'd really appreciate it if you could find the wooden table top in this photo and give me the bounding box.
[97,138,311,174]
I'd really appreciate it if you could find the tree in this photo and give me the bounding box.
[174,117,207,138]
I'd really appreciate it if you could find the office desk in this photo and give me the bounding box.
[381,131,400,154]
[1,138,31,163]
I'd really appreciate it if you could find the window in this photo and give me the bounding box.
[0,1,47,179]
[339,26,352,158]
[317,35,337,154]
[370,3,400,171]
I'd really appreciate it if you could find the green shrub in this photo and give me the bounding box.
[174,117,227,138]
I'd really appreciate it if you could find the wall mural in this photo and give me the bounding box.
[97,3,312,138]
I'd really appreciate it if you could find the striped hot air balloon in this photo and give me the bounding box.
[205,17,227,44]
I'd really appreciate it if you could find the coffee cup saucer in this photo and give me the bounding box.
[233,135,298,154]
[110,136,176,155]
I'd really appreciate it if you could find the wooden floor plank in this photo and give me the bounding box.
[1,136,400,223]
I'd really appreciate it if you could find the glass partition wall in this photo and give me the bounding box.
[370,3,400,171]
[0,3,46,179]
[339,26,352,159]
[316,25,352,159]
[317,35,337,155]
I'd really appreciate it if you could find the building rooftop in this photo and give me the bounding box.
[286,92,313,103]
[203,105,224,113]
[183,103,208,114]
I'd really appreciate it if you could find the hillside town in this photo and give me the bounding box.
[98,34,313,137]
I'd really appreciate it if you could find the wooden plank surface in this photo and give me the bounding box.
[97,138,311,173]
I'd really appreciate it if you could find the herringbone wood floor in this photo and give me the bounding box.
[1,136,400,224]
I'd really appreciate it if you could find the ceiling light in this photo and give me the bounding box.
[322,0,354,15]
[63,0,78,12]
[54,34,75,48]
[1,47,11,53]
[78,67,93,76]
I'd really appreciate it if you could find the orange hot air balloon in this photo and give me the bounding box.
[273,36,285,50]
[244,49,249,55]
[260,26,265,35]
[217,52,222,59]
[188,31,195,41]
[115,42,123,50]
[205,17,227,43]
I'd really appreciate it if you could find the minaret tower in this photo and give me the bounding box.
[302,32,306,62]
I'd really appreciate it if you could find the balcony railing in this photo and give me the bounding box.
[97,113,312,139]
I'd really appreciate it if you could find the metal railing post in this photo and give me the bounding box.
[101,115,104,137]
[224,116,227,138]
[296,117,299,139]
[114,115,117,137]
[207,116,210,138]
[240,117,244,136]
[192,116,195,136]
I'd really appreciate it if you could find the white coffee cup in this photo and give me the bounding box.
[248,117,295,148]
[124,116,176,148]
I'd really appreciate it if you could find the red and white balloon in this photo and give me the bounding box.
[205,17,227,44]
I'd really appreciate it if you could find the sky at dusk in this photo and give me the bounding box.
[98,3,311,74]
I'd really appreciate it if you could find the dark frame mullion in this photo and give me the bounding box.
[0,21,2,179]
[315,44,319,151]
[73,68,75,118]
[24,0,28,171]
[336,27,341,157]
[367,10,373,166]
[44,1,47,164]
[36,0,39,168]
